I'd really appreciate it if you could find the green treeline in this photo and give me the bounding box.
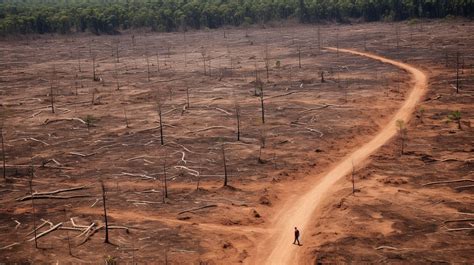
[0,0,472,35]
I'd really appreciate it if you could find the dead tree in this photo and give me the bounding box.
[100,180,110,244]
[395,25,400,49]
[50,66,56,114]
[264,44,270,83]
[456,51,460,93]
[235,102,241,141]
[186,87,190,108]
[222,144,228,187]
[201,48,207,76]
[29,167,38,248]
[258,125,266,163]
[124,108,129,128]
[157,97,164,145]
[92,55,97,81]
[260,85,265,124]
[351,160,355,194]
[155,51,160,73]
[298,45,302,68]
[396,120,407,155]
[321,71,325,83]
[1,122,5,180]
[114,60,120,90]
[317,25,321,52]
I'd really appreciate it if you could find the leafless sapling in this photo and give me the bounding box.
[258,125,266,164]
[222,144,228,187]
[114,60,120,90]
[29,166,38,248]
[317,25,321,52]
[260,84,265,124]
[396,120,407,155]
[124,108,129,128]
[298,45,302,68]
[100,180,110,244]
[456,51,460,93]
[50,65,56,114]
[186,87,190,108]
[235,102,241,141]
[1,119,5,181]
[264,44,270,82]
[157,97,164,145]
[92,55,97,81]
[155,51,160,73]
[351,160,355,194]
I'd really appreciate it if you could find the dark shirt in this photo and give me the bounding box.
[295,230,300,238]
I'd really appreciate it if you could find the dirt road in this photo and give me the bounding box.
[249,48,428,265]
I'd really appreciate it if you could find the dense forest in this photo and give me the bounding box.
[0,0,472,35]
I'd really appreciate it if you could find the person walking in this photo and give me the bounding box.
[293,227,301,245]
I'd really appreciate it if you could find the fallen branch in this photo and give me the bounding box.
[121,172,156,180]
[422,179,474,186]
[444,219,474,224]
[178,204,217,215]
[299,104,331,114]
[90,199,100,208]
[127,199,162,204]
[29,137,49,146]
[26,220,48,236]
[214,107,232,115]
[17,195,92,201]
[266,91,300,100]
[189,126,233,134]
[0,242,20,250]
[306,128,324,137]
[44,118,87,125]
[78,224,103,246]
[69,152,96,157]
[375,246,398,250]
[14,220,21,229]
[28,222,62,241]
[446,227,474,232]
[76,223,95,238]
[455,185,474,190]
[174,166,199,176]
[17,186,89,201]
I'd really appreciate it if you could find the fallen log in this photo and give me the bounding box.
[178,204,217,215]
[17,195,92,201]
[422,179,474,186]
[444,218,474,224]
[446,227,474,232]
[127,199,162,204]
[69,152,96,157]
[17,186,89,201]
[266,91,300,100]
[26,220,49,236]
[189,126,233,134]
[214,107,232,115]
[121,172,156,180]
[29,138,49,146]
[28,222,62,241]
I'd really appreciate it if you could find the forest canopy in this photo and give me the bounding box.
[0,0,472,35]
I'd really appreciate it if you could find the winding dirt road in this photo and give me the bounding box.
[249,48,428,265]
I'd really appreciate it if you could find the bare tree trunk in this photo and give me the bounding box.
[351,161,355,194]
[222,144,228,187]
[158,104,164,145]
[235,104,241,141]
[92,56,96,81]
[317,25,321,52]
[100,181,109,244]
[146,55,151,82]
[456,51,460,93]
[50,66,55,114]
[115,61,120,91]
[298,46,301,68]
[29,168,38,248]
[1,127,5,180]
[186,87,190,108]
[156,52,160,73]
[260,88,265,124]
[124,108,129,128]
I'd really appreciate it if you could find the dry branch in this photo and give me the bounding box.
[189,126,233,134]
[444,219,474,224]
[266,91,300,100]
[121,172,156,180]
[28,222,62,241]
[16,186,89,201]
[26,220,48,236]
[44,118,87,125]
[214,107,232,115]
[127,199,162,204]
[69,152,96,157]
[178,204,217,215]
[29,138,49,146]
[455,185,474,190]
[0,242,20,250]
[422,179,474,186]
[446,227,474,232]
[174,166,199,176]
[375,246,398,250]
[306,128,324,137]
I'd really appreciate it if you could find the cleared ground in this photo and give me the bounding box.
[0,19,472,264]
